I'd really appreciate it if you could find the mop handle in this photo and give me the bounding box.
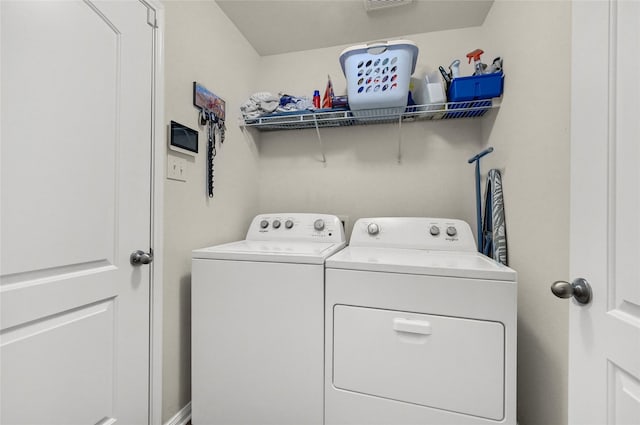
[474,162,482,251]
[468,147,494,251]
[467,147,494,164]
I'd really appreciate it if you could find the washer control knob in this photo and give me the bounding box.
[272,220,281,229]
[260,220,269,229]
[314,219,325,231]
[429,225,440,236]
[367,222,380,236]
[285,220,294,229]
[446,226,457,237]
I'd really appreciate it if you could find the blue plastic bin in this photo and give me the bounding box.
[448,72,504,102]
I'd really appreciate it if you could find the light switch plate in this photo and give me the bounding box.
[167,155,187,182]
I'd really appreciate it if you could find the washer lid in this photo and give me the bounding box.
[325,247,516,281]
[192,240,346,264]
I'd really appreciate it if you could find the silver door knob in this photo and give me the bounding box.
[130,250,153,266]
[550,278,592,305]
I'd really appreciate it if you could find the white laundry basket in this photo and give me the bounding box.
[339,40,419,118]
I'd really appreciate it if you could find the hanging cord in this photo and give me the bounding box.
[200,108,225,198]
[208,114,217,198]
[200,109,217,198]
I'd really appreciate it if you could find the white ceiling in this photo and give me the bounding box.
[215,0,494,56]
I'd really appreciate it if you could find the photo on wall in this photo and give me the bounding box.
[193,81,225,120]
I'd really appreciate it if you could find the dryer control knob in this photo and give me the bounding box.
[446,226,457,237]
[367,222,380,236]
[430,225,440,236]
[314,219,325,231]
[260,220,269,229]
[285,220,294,229]
[272,220,281,229]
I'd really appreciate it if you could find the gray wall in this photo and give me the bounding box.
[255,2,571,425]
[482,2,571,424]
[163,1,260,421]
[254,25,488,236]
[162,1,571,424]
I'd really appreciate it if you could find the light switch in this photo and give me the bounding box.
[167,155,187,182]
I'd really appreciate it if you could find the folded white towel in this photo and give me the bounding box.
[241,92,279,119]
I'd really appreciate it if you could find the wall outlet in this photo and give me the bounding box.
[167,155,187,182]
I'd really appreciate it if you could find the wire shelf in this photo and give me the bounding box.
[241,99,498,131]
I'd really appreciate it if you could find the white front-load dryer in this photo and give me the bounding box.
[192,213,346,425]
[325,217,517,425]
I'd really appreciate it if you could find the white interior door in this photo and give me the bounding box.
[569,0,640,423]
[1,1,155,423]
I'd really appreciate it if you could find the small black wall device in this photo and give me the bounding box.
[169,120,198,155]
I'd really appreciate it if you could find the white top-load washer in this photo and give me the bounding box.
[325,217,517,425]
[191,213,346,425]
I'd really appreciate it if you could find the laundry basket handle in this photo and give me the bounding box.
[366,41,389,55]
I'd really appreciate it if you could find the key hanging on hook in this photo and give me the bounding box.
[199,109,208,126]
[217,119,226,145]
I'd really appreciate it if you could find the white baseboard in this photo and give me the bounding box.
[164,402,191,425]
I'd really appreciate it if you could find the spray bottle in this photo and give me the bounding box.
[466,48,486,76]
[449,59,461,78]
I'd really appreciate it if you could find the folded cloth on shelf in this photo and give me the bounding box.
[242,92,317,119]
[277,94,314,112]
[241,92,280,119]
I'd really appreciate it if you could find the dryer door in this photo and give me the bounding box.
[332,305,505,420]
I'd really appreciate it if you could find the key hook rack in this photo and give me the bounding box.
[193,81,226,198]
